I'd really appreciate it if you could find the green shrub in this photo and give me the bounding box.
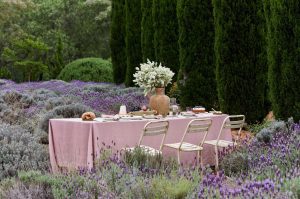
[1,91,34,109]
[150,175,192,199]
[284,177,300,199]
[39,104,93,134]
[1,170,102,199]
[0,91,35,125]
[123,147,168,170]
[256,120,287,143]
[220,149,249,176]
[2,37,50,82]
[57,58,113,82]
[256,128,273,143]
[0,124,49,180]
[248,120,272,135]
[0,67,12,79]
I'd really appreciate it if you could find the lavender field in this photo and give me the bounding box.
[0,79,299,199]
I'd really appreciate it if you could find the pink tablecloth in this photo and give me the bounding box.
[49,114,231,173]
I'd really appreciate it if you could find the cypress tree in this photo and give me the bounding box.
[214,0,268,123]
[110,0,126,84]
[141,0,155,62]
[125,0,142,87]
[177,0,217,110]
[264,0,300,121]
[152,0,179,76]
[53,34,64,79]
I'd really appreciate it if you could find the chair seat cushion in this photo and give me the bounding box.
[204,139,236,147]
[164,142,203,151]
[123,145,161,156]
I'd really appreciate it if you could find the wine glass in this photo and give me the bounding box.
[170,98,177,106]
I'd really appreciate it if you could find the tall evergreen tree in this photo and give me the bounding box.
[125,0,142,87]
[141,0,155,62]
[177,0,217,109]
[214,0,268,123]
[264,0,300,121]
[110,0,127,84]
[53,33,64,78]
[152,0,179,76]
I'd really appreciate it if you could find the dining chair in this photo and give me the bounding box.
[163,118,212,166]
[124,120,169,156]
[204,115,245,171]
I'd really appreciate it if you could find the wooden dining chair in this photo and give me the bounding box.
[204,115,245,171]
[163,118,212,166]
[124,120,169,156]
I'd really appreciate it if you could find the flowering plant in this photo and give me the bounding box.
[133,59,175,95]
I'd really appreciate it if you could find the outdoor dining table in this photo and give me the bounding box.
[49,113,231,173]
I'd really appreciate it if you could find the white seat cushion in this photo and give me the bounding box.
[204,139,236,147]
[164,142,203,151]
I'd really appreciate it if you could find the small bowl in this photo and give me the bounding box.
[192,109,206,114]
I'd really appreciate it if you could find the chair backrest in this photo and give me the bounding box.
[179,118,212,149]
[138,120,169,151]
[217,115,245,143]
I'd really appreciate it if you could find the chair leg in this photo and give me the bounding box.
[215,146,219,171]
[199,151,203,168]
[196,151,200,166]
[177,150,181,164]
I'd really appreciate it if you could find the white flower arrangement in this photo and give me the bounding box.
[133,59,175,95]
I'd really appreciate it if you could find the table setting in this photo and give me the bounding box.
[78,103,220,123]
[48,61,228,173]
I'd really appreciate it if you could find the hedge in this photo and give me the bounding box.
[57,58,113,82]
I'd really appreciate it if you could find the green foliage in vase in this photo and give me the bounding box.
[177,0,217,110]
[263,0,300,121]
[2,36,50,82]
[57,57,113,83]
[141,0,155,62]
[152,0,179,78]
[214,0,268,123]
[125,0,142,87]
[110,0,127,84]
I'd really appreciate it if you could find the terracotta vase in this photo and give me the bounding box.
[149,88,170,116]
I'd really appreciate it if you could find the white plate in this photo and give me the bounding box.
[143,115,157,119]
[181,112,196,117]
[120,116,143,120]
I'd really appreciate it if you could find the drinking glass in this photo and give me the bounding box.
[186,107,192,112]
[170,98,177,105]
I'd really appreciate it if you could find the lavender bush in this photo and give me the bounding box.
[0,79,299,199]
[0,124,49,180]
[2,121,299,199]
[0,79,147,115]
